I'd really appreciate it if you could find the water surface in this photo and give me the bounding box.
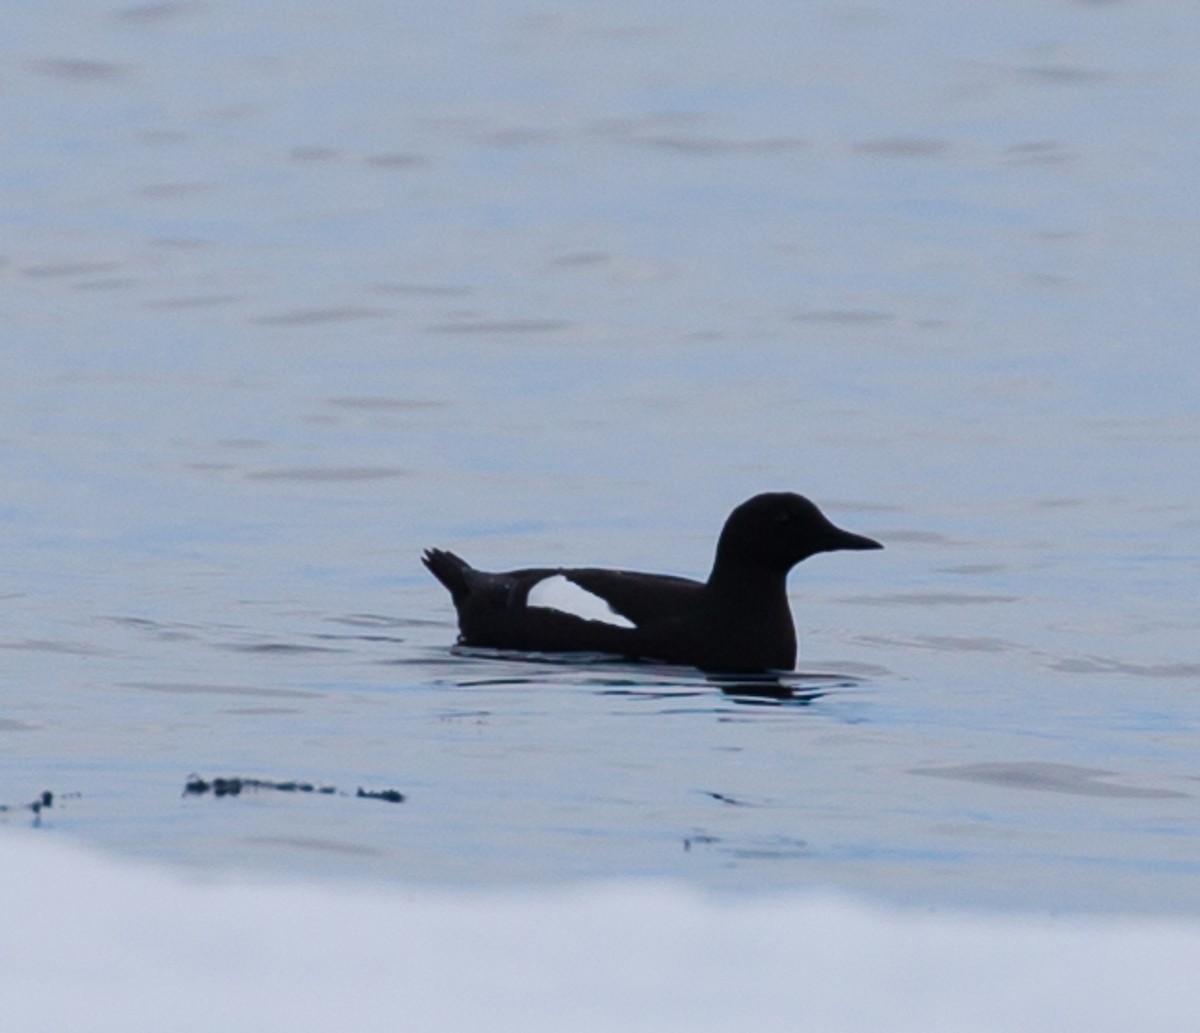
[3,0,1199,915]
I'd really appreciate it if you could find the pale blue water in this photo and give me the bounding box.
[2,0,1199,914]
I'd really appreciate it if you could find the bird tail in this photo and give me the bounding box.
[422,548,473,603]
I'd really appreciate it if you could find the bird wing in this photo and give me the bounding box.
[563,569,703,628]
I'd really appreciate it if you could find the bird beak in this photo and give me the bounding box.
[824,526,883,552]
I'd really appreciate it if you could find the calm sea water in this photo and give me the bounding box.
[3,0,1198,914]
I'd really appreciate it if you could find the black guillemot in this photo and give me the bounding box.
[423,492,882,672]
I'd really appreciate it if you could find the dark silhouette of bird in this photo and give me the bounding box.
[423,492,882,672]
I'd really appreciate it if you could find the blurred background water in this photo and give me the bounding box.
[2,0,1198,914]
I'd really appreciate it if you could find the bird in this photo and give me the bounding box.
[422,492,882,672]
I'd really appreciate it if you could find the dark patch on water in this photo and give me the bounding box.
[326,613,434,629]
[364,153,428,169]
[357,787,406,803]
[112,2,212,25]
[1048,657,1200,678]
[1018,63,1115,84]
[0,637,111,655]
[71,278,141,291]
[216,642,348,655]
[143,294,245,309]
[106,616,202,641]
[184,775,336,798]
[244,466,407,481]
[426,318,571,334]
[852,137,950,157]
[728,836,809,860]
[27,58,131,81]
[240,835,385,857]
[124,681,321,699]
[369,283,473,297]
[703,790,749,806]
[326,397,446,412]
[0,790,54,814]
[0,718,41,732]
[21,261,123,279]
[843,592,1019,606]
[911,762,1188,800]
[883,530,972,546]
[0,790,65,827]
[637,134,807,154]
[790,308,893,324]
[184,775,405,803]
[251,308,393,325]
[869,635,1019,654]
[136,182,213,200]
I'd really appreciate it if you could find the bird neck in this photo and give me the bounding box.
[705,559,790,603]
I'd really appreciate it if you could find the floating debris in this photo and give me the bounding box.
[0,789,54,813]
[0,790,56,826]
[184,776,337,798]
[703,790,748,806]
[356,787,406,803]
[184,775,405,804]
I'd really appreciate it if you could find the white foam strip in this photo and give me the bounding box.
[527,574,635,628]
[6,832,1200,1033]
